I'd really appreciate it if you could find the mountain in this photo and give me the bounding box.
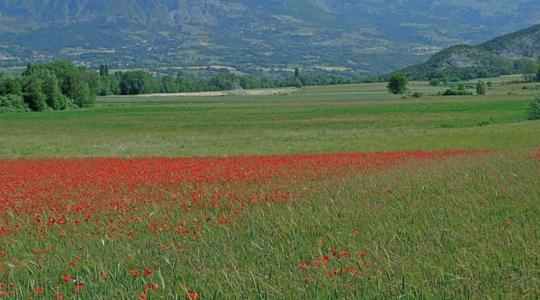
[1,0,540,75]
[401,24,540,80]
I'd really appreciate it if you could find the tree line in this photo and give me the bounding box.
[95,66,366,96]
[1,62,372,112]
[0,62,96,112]
[402,57,540,82]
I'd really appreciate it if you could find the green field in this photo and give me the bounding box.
[1,77,540,299]
[1,76,539,158]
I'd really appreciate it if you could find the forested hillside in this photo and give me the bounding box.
[401,24,540,80]
[1,0,539,74]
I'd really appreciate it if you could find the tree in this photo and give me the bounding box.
[119,71,159,95]
[41,71,69,110]
[294,68,300,78]
[387,72,408,94]
[22,75,47,112]
[536,66,540,82]
[0,78,22,96]
[22,63,33,76]
[99,64,109,77]
[72,81,94,108]
[0,94,28,112]
[161,75,178,93]
[527,97,540,120]
[476,80,487,95]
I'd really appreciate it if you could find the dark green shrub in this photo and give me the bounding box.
[429,79,441,86]
[442,89,473,96]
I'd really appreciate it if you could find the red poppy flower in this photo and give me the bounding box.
[144,268,153,277]
[188,291,199,299]
[139,292,148,300]
[322,255,330,265]
[131,269,141,278]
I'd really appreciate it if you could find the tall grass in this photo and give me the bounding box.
[1,151,538,298]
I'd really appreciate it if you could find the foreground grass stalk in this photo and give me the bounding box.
[0,151,538,298]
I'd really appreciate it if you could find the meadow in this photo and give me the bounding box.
[1,76,539,157]
[0,77,539,299]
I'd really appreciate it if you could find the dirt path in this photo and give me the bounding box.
[133,87,298,98]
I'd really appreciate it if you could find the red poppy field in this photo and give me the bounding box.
[0,150,481,236]
[1,149,539,298]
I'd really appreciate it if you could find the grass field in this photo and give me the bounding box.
[0,77,539,299]
[1,76,539,157]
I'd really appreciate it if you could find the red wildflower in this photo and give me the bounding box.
[187,291,199,299]
[358,251,366,258]
[60,275,72,282]
[322,255,330,265]
[131,269,141,278]
[144,268,154,277]
[299,262,309,270]
[34,287,43,295]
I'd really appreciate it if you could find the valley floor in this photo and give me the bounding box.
[0,76,539,298]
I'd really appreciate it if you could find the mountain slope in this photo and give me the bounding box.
[401,24,540,80]
[1,0,540,74]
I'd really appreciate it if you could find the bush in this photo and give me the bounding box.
[442,89,473,96]
[411,92,424,98]
[429,79,441,86]
[527,97,540,120]
[0,94,29,113]
[476,80,487,95]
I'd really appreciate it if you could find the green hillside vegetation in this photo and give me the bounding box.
[402,24,540,81]
[1,1,540,74]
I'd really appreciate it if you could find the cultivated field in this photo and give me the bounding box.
[0,77,539,298]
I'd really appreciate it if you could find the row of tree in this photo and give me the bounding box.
[0,62,96,112]
[402,57,540,81]
[387,72,489,96]
[1,62,370,112]
[95,67,364,96]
